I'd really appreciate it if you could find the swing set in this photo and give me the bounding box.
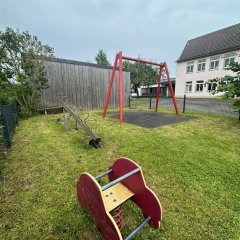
[102,51,179,123]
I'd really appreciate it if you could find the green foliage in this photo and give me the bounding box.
[207,62,240,110]
[123,58,158,95]
[233,99,240,110]
[0,27,54,116]
[0,89,12,105]
[95,49,110,66]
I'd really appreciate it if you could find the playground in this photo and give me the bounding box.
[1,52,240,239]
[1,108,240,239]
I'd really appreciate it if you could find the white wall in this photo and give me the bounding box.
[175,51,240,98]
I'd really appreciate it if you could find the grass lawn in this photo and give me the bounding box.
[0,108,240,240]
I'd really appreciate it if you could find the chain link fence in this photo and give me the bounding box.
[129,96,239,119]
[0,100,18,197]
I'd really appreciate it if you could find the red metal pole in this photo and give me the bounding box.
[119,52,123,123]
[155,66,163,112]
[103,53,119,117]
[122,55,164,67]
[164,62,179,114]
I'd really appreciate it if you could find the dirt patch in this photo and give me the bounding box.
[110,111,196,128]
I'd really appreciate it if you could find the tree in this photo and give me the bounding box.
[207,61,240,110]
[123,57,158,96]
[95,49,110,66]
[0,27,54,116]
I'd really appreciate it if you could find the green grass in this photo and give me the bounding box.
[0,109,240,240]
[130,97,152,108]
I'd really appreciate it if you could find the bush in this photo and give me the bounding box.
[0,27,54,116]
[0,89,13,105]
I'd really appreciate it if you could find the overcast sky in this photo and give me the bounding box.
[1,0,240,76]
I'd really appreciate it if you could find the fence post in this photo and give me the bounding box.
[1,107,11,148]
[149,95,152,109]
[183,94,186,113]
[12,100,18,126]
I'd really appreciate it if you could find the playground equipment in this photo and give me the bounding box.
[60,99,101,149]
[103,51,179,123]
[77,157,162,240]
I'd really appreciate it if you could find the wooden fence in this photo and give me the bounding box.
[39,58,130,110]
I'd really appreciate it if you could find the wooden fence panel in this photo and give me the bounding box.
[40,58,130,110]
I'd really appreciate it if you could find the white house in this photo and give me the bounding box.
[135,78,175,97]
[175,23,240,98]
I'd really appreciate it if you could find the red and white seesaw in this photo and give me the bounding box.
[77,157,162,240]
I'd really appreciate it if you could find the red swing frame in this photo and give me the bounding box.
[102,51,179,123]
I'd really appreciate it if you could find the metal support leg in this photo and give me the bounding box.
[76,121,80,130]
[64,114,68,131]
[124,216,151,240]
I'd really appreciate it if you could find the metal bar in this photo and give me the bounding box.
[149,94,152,109]
[103,53,119,118]
[122,56,164,67]
[119,51,123,123]
[124,216,151,240]
[61,101,101,142]
[155,66,163,112]
[183,94,186,113]
[164,62,179,114]
[95,169,112,180]
[101,168,140,191]
[64,114,68,131]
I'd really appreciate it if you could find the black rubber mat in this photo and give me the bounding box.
[110,111,196,128]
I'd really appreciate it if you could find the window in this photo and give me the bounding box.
[208,82,217,91]
[186,62,194,73]
[185,81,192,92]
[196,80,204,92]
[224,53,235,68]
[197,59,206,72]
[210,56,219,70]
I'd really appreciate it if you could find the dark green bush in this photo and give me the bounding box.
[0,90,13,105]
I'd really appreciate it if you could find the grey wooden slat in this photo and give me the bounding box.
[42,59,130,109]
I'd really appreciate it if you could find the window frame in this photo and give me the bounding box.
[207,82,217,92]
[197,59,206,72]
[196,80,204,92]
[209,56,220,70]
[224,53,235,68]
[185,81,192,92]
[186,61,194,73]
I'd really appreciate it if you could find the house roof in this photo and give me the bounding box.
[177,23,240,63]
